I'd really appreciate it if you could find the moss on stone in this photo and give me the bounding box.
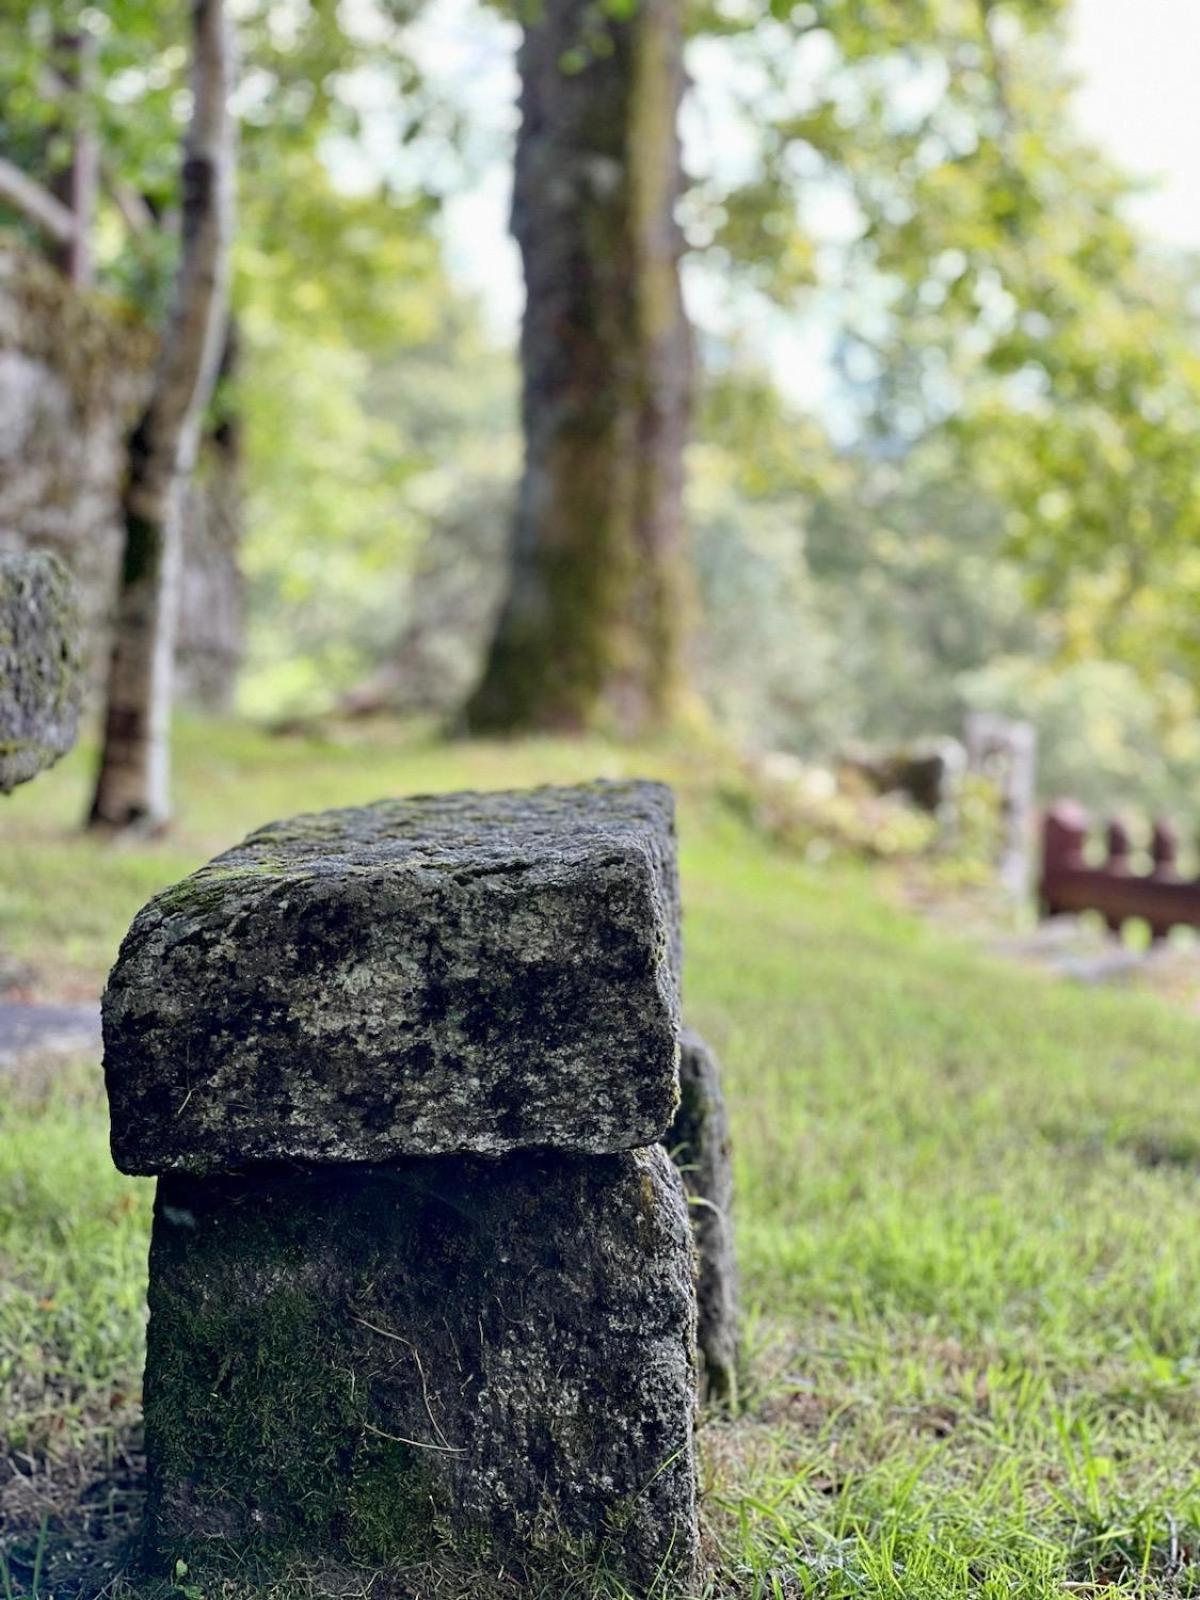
[140,1150,698,1592]
[104,783,682,1173]
[144,1208,441,1577]
[0,240,155,417]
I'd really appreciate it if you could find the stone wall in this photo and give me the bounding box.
[0,241,242,709]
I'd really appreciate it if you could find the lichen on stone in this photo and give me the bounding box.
[104,780,683,1173]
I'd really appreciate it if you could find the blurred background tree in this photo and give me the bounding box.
[2,0,1200,822]
[87,0,235,831]
[466,0,693,736]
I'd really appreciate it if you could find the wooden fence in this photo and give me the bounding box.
[1039,802,1199,939]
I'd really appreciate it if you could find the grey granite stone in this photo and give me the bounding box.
[142,1144,699,1593]
[104,781,681,1173]
[0,551,81,793]
[668,1029,740,1407]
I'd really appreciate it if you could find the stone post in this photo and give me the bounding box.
[103,782,700,1592]
[668,1030,741,1409]
[964,712,1038,900]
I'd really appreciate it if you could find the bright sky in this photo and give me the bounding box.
[1068,0,1200,251]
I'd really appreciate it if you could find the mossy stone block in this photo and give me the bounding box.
[142,1145,698,1592]
[668,1030,740,1408]
[104,781,682,1173]
[0,551,81,793]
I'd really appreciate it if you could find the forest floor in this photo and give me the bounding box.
[3,719,1200,1599]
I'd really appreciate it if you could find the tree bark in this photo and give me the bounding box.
[88,0,235,831]
[0,36,97,278]
[47,32,98,288]
[176,319,246,712]
[465,0,693,735]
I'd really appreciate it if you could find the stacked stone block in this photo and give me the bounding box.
[104,782,702,1591]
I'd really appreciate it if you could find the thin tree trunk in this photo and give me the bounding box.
[48,32,98,288]
[88,0,235,831]
[0,37,96,275]
[176,318,246,711]
[465,0,693,735]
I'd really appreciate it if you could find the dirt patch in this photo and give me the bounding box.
[0,1000,101,1072]
[1,1426,143,1598]
[1121,1129,1200,1171]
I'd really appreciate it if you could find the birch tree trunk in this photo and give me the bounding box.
[465,0,693,735]
[88,0,235,831]
[176,319,246,711]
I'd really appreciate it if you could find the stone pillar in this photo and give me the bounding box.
[0,550,81,793]
[668,1031,741,1409]
[103,782,699,1593]
[965,713,1038,899]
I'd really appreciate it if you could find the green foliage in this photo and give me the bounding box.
[6,0,1200,816]
[0,1,431,283]
[689,360,1200,824]
[962,656,1200,820]
[237,176,517,717]
[677,0,1200,815]
[0,1,513,724]
[688,366,1029,758]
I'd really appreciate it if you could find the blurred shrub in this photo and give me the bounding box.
[960,658,1200,828]
[689,447,848,755]
[723,754,940,862]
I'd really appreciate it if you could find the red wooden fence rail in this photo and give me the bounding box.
[1039,802,1198,939]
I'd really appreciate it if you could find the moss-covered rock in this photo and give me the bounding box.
[0,242,155,417]
[142,1146,698,1593]
[0,550,82,793]
[668,1030,741,1409]
[104,781,682,1173]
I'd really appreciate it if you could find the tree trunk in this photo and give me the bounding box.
[88,0,235,831]
[47,32,98,289]
[0,36,95,271]
[176,319,246,712]
[465,0,693,735]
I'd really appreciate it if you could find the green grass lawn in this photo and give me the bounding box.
[3,720,1200,1598]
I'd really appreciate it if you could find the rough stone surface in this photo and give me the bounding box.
[0,551,82,793]
[104,782,682,1174]
[668,1029,740,1408]
[142,1145,698,1592]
